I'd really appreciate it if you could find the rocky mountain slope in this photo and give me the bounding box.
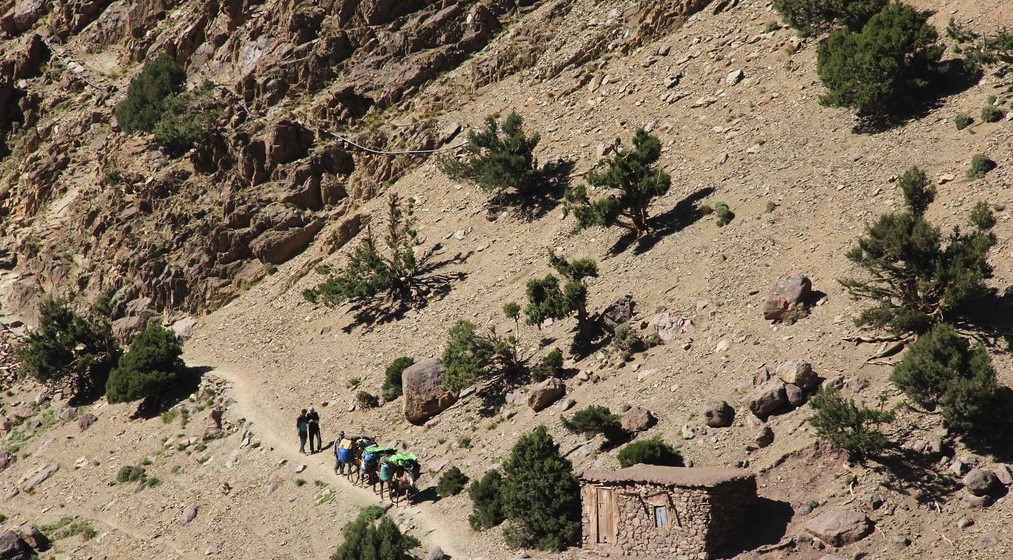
[2,0,1013,559]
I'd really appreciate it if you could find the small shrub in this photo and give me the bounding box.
[530,349,563,382]
[469,470,505,530]
[346,377,361,389]
[783,306,810,325]
[331,507,421,560]
[954,113,973,130]
[295,478,307,487]
[561,405,625,442]
[772,0,886,35]
[115,53,186,134]
[116,465,146,483]
[981,104,1004,123]
[714,202,734,226]
[456,435,473,449]
[765,201,778,213]
[41,516,97,541]
[356,391,379,409]
[382,356,414,401]
[437,111,543,198]
[616,437,683,468]
[441,320,522,393]
[967,153,997,179]
[808,388,893,459]
[106,322,185,405]
[437,466,469,498]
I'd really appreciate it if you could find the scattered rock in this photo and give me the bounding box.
[644,311,691,342]
[992,464,1013,486]
[0,452,14,473]
[963,468,997,497]
[703,400,734,428]
[528,378,565,412]
[0,530,32,560]
[76,413,97,431]
[599,295,635,331]
[17,524,48,551]
[21,463,58,492]
[804,510,873,546]
[620,406,655,433]
[754,426,774,448]
[180,504,198,525]
[775,359,816,389]
[957,516,974,529]
[784,384,804,407]
[426,546,445,560]
[763,274,812,321]
[402,359,458,425]
[57,407,77,421]
[726,68,745,86]
[746,379,787,418]
[203,409,224,441]
[823,376,846,392]
[559,398,576,412]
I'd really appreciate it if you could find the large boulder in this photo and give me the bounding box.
[16,524,47,552]
[963,468,998,497]
[644,311,690,343]
[620,406,655,433]
[0,531,31,560]
[402,359,457,425]
[804,510,872,546]
[763,274,811,321]
[76,413,97,431]
[703,400,734,428]
[203,409,223,441]
[775,359,816,389]
[527,378,565,412]
[746,379,787,419]
[600,295,635,331]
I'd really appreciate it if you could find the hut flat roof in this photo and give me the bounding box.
[579,465,753,488]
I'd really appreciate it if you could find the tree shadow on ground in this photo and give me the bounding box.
[956,387,1013,462]
[868,447,959,505]
[476,371,531,418]
[607,186,716,256]
[717,497,793,558]
[342,250,470,333]
[955,288,1013,350]
[489,159,573,220]
[410,486,438,504]
[853,58,982,133]
[131,365,210,419]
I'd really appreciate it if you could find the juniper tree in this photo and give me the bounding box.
[115,53,186,134]
[468,469,505,530]
[891,323,999,434]
[438,112,542,197]
[564,129,671,237]
[817,3,946,120]
[441,320,522,392]
[561,405,624,443]
[105,322,185,404]
[808,388,893,459]
[524,252,598,340]
[330,507,420,560]
[616,436,684,468]
[772,0,886,36]
[840,167,995,334]
[500,426,581,551]
[305,193,435,313]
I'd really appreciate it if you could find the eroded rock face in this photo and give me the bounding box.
[402,359,457,425]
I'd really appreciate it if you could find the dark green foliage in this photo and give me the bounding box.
[17,297,119,396]
[891,323,999,433]
[840,166,995,334]
[946,19,1013,72]
[152,81,220,155]
[468,470,505,530]
[772,0,886,35]
[808,388,893,458]
[304,194,432,312]
[116,465,146,483]
[561,405,624,442]
[714,202,734,227]
[816,3,946,120]
[967,154,997,179]
[437,466,469,498]
[523,252,598,339]
[441,320,521,392]
[565,129,671,236]
[382,356,414,401]
[500,426,580,551]
[954,113,973,130]
[616,436,684,468]
[356,391,379,409]
[980,104,1004,123]
[106,322,184,404]
[438,112,542,196]
[331,507,420,560]
[115,54,186,134]
[530,349,563,382]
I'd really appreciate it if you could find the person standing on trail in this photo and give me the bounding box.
[307,407,322,453]
[333,431,345,474]
[296,409,309,454]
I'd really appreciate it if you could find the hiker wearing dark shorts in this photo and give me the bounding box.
[307,407,322,453]
[296,409,309,454]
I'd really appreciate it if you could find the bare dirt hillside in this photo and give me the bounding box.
[2,0,1013,559]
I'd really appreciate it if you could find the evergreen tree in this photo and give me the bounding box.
[106,322,185,404]
[331,507,420,560]
[441,320,521,392]
[381,356,414,401]
[438,112,543,197]
[468,469,505,531]
[891,323,999,433]
[616,436,684,468]
[564,129,671,237]
[808,388,893,459]
[840,167,995,334]
[437,466,469,498]
[817,3,946,120]
[772,0,886,36]
[17,297,119,397]
[115,53,186,133]
[561,405,624,442]
[500,426,580,551]
[524,252,598,340]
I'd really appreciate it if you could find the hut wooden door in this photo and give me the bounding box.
[595,487,617,544]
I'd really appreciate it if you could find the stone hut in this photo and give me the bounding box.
[579,465,756,559]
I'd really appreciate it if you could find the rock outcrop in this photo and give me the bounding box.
[402,359,457,425]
